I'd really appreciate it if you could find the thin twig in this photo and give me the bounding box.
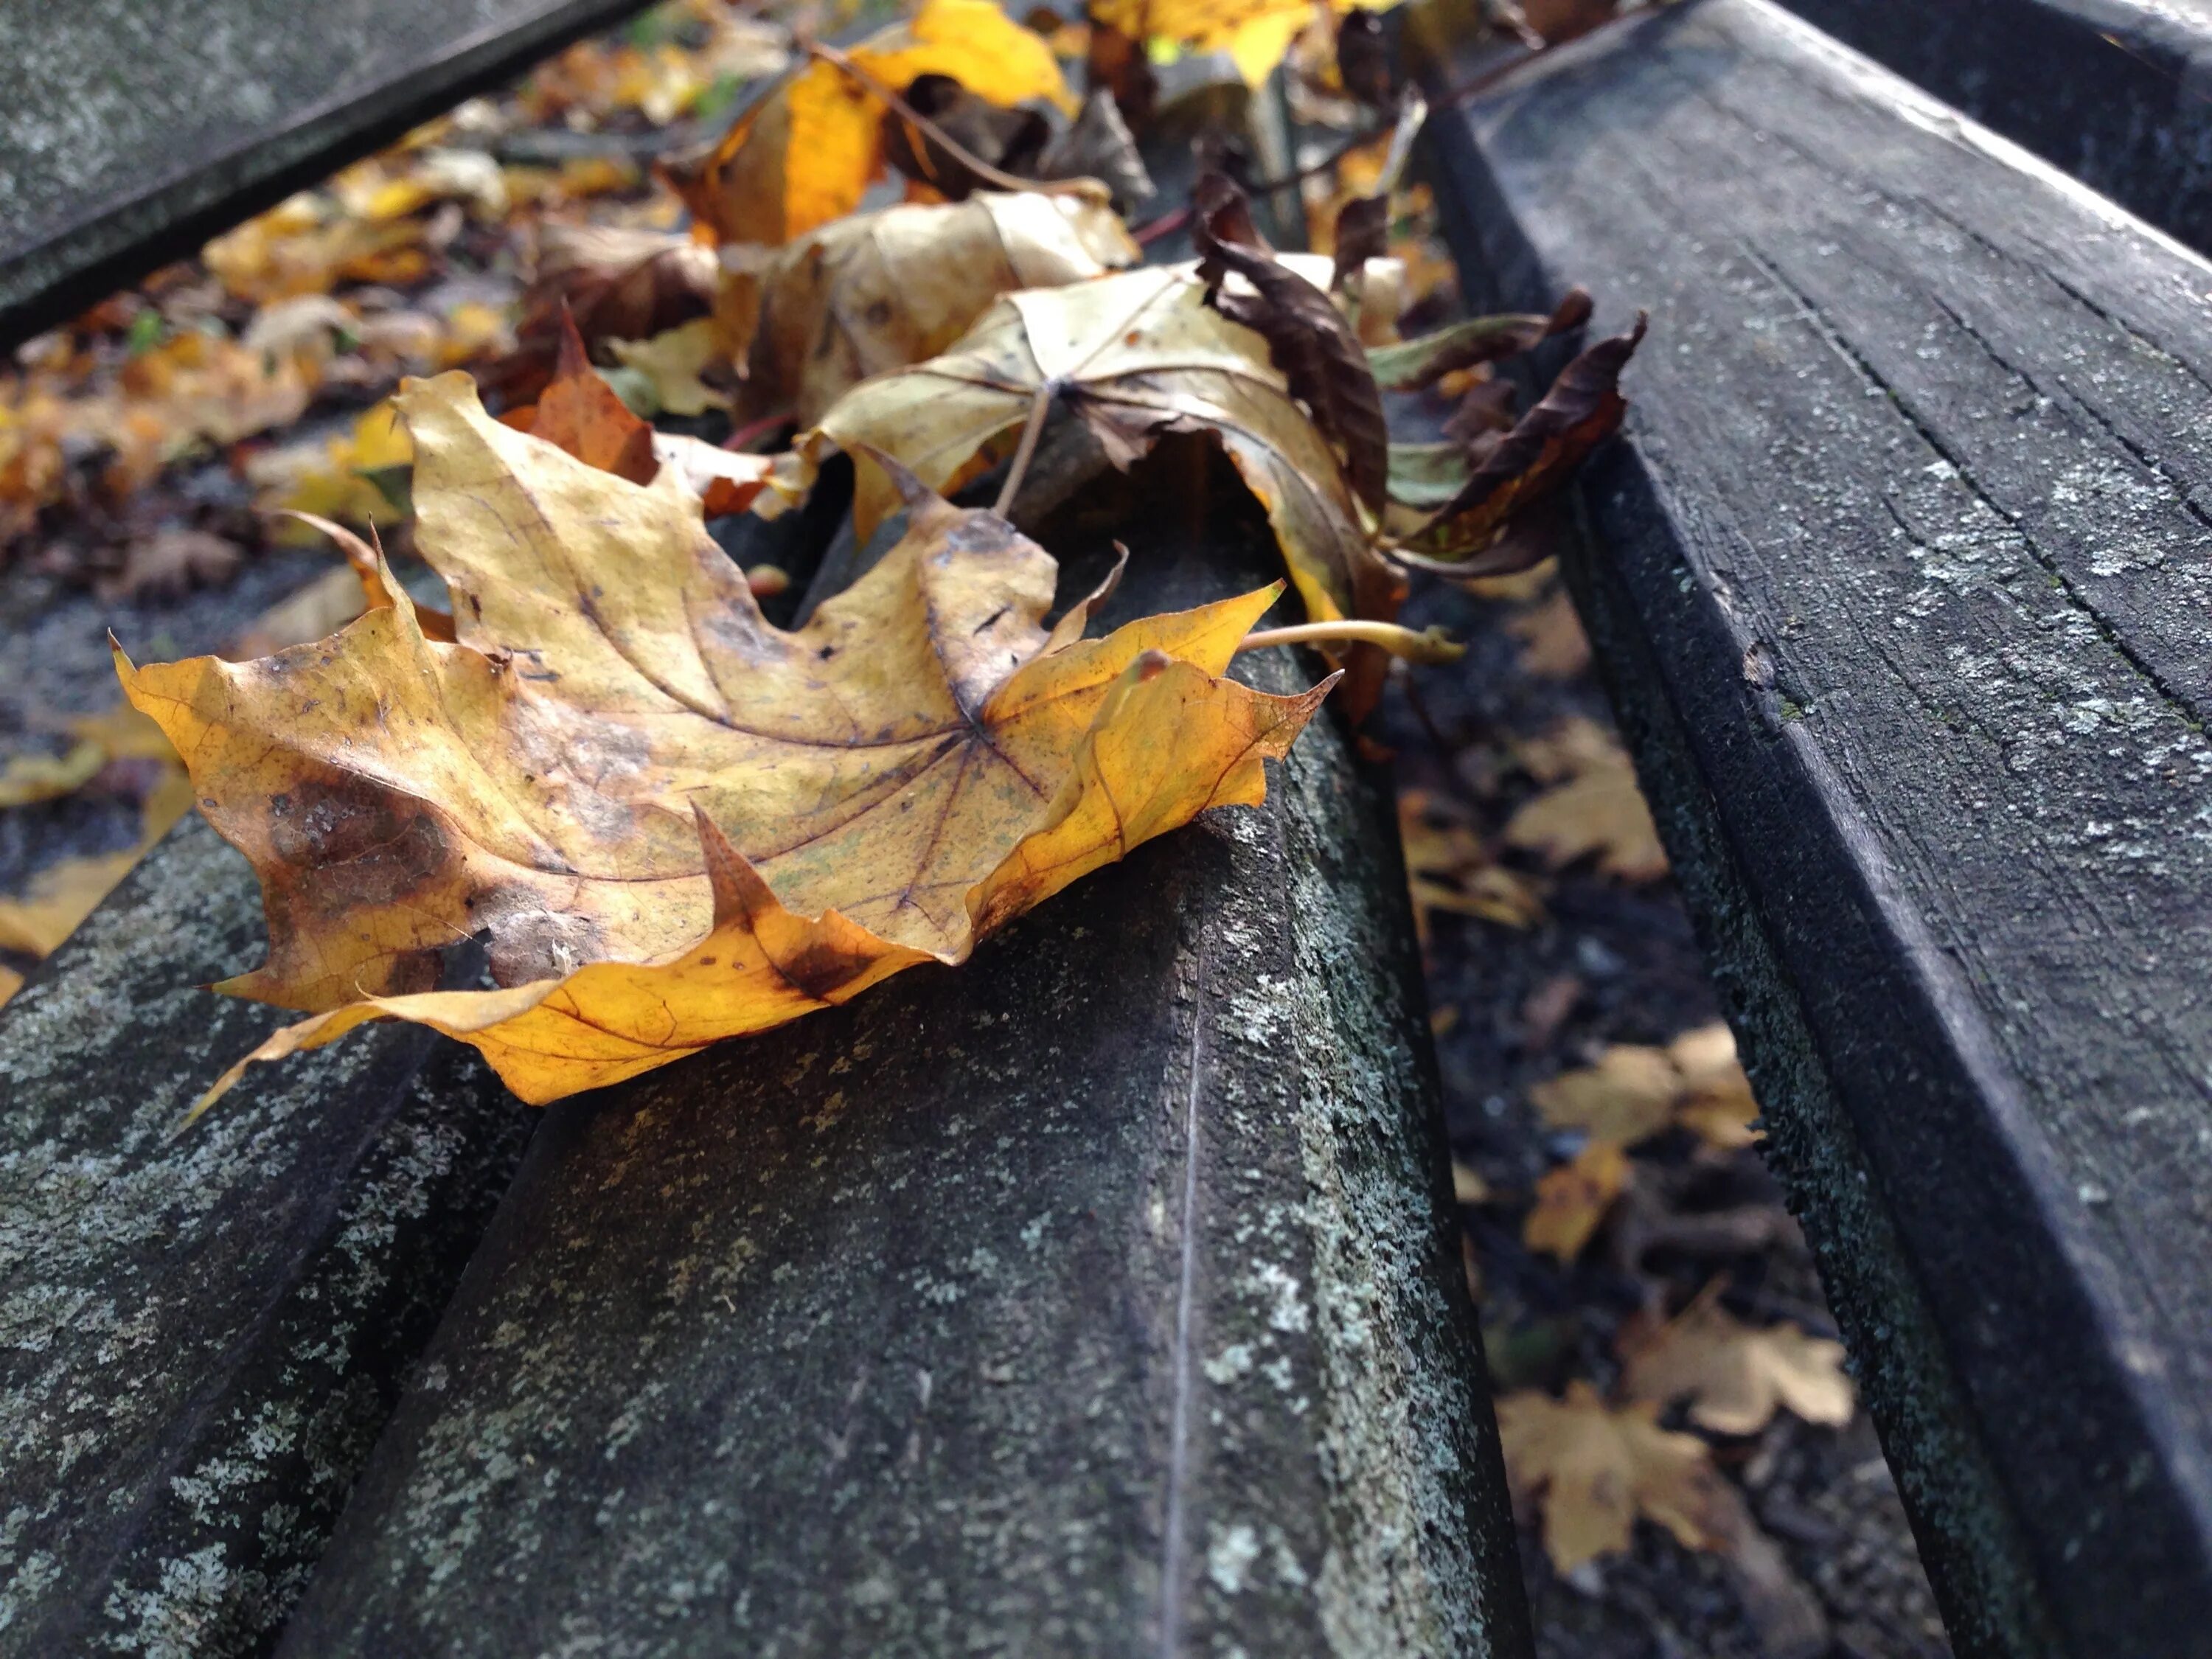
[723,409,793,452]
[1133,204,1192,246]
[1248,123,1387,200]
[804,38,1102,201]
[993,383,1057,517]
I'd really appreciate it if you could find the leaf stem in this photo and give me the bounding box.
[804,38,1102,202]
[1236,619,1465,664]
[994,383,1057,517]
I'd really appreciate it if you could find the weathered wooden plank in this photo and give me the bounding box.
[274,467,1533,1658]
[0,814,534,1656]
[1773,0,2212,257]
[0,0,653,350]
[1413,2,2212,1652]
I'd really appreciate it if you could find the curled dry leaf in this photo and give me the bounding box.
[1366,286,1592,392]
[1035,91,1156,216]
[119,374,1332,1107]
[1496,1381,1738,1574]
[734,192,1138,428]
[1335,7,1397,108]
[667,0,1077,246]
[1191,171,1389,519]
[1394,313,1646,566]
[1621,1283,1855,1436]
[807,260,1397,633]
[880,72,1053,199]
[1329,195,1391,296]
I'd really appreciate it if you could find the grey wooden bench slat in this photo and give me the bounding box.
[0,813,534,1655]
[0,0,654,352]
[1413,1,2212,1652]
[1773,0,2212,258]
[268,506,1533,1659]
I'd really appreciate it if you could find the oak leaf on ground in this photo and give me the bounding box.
[1621,1283,1854,1436]
[119,372,1332,1107]
[1496,1380,1736,1573]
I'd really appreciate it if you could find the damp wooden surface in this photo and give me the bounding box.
[0,0,654,349]
[0,813,535,1657]
[1418,1,2212,1653]
[272,473,1533,1659]
[1772,0,2212,257]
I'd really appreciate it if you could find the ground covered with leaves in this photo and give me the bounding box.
[1,0,1954,1650]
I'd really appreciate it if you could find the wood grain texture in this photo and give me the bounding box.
[0,0,652,349]
[273,473,1531,1659]
[1773,0,2212,257]
[0,814,534,1657]
[1416,2,2212,1652]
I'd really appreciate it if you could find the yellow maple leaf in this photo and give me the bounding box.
[1505,714,1667,883]
[0,764,194,961]
[1523,1138,1627,1262]
[806,260,1394,631]
[1093,0,1397,86]
[1621,1284,1855,1437]
[669,0,1077,246]
[1531,1022,1760,1152]
[1496,1380,1737,1573]
[119,372,1332,1109]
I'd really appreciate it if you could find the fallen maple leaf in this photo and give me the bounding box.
[1505,715,1667,883]
[734,192,1138,428]
[0,741,107,809]
[1496,1380,1736,1573]
[1621,1284,1854,1436]
[668,0,1077,246]
[1094,0,1397,87]
[1397,787,1545,943]
[119,373,1332,1107]
[0,963,22,1009]
[1524,1138,1627,1261]
[806,260,1397,632]
[605,319,729,416]
[1531,1044,1682,1145]
[1531,1022,1759,1152]
[1507,586,1590,680]
[0,764,194,960]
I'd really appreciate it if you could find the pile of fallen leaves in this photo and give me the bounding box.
[7,0,1646,1092]
[1,0,1941,1646]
